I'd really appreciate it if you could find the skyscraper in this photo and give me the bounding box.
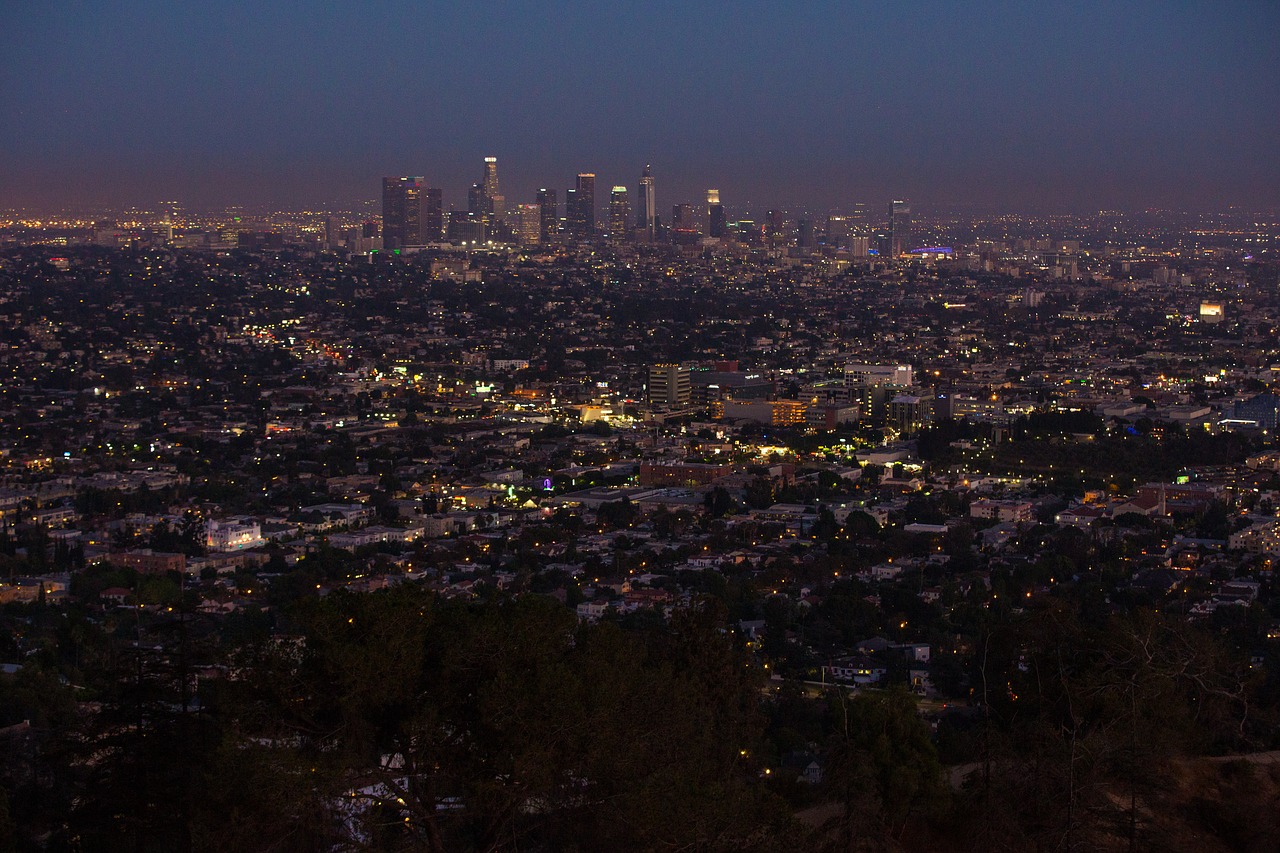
[536,188,558,242]
[577,172,595,236]
[482,156,504,225]
[637,164,656,239]
[609,186,630,241]
[566,172,596,239]
[513,204,541,246]
[382,176,432,249]
[850,202,871,232]
[483,156,499,201]
[468,183,487,218]
[466,157,504,226]
[889,200,911,256]
[797,219,815,249]
[671,203,700,244]
[446,211,485,245]
[424,187,443,243]
[564,188,578,237]
[706,189,725,239]
[825,214,853,251]
[765,209,786,245]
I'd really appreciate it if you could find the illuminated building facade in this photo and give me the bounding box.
[513,204,542,245]
[566,172,596,239]
[648,363,692,406]
[609,186,630,241]
[637,164,656,239]
[536,188,558,241]
[382,176,434,249]
[707,189,725,238]
[889,199,911,256]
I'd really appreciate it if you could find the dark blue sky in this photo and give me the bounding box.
[3,1,1278,213]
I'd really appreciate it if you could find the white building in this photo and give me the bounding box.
[205,519,264,552]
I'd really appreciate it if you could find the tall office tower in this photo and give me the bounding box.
[648,364,692,406]
[482,156,499,201]
[483,157,504,225]
[850,202,870,232]
[462,157,504,225]
[637,164,656,238]
[513,204,541,246]
[609,186,631,241]
[766,209,787,245]
[536,188,558,242]
[564,188,579,237]
[565,173,596,239]
[825,214,853,250]
[671,203,700,244]
[706,189,725,238]
[424,187,443,242]
[797,219,816,249]
[577,172,596,235]
[382,176,430,249]
[889,200,911,256]
[446,211,486,245]
[468,183,487,217]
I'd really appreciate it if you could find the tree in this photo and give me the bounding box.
[843,511,880,540]
[745,476,776,510]
[0,787,12,853]
[821,688,948,849]
[220,589,798,851]
[705,485,736,518]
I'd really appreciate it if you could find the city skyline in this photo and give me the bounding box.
[3,1,1279,213]
[4,3,1280,847]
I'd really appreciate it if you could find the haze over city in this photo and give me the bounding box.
[3,0,1279,213]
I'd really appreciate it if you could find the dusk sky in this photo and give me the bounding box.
[3,0,1278,213]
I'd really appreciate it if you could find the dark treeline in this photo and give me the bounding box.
[1,584,1277,852]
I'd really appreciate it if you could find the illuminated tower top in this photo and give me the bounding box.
[483,156,499,199]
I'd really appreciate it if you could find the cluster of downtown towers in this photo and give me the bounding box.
[380,158,912,254]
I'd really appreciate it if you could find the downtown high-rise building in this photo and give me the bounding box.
[797,219,816,249]
[825,204,872,252]
[382,176,436,249]
[609,186,631,241]
[482,156,504,224]
[468,183,487,217]
[467,157,504,226]
[423,187,443,243]
[889,200,911,256]
[765,209,787,245]
[706,189,725,239]
[565,172,596,239]
[671,203,700,244]
[483,156,500,202]
[636,164,656,239]
[536,188,558,242]
[446,211,485,245]
[825,214,853,251]
[850,202,871,231]
[513,204,541,246]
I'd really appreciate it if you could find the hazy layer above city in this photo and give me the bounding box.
[2,1,1278,213]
